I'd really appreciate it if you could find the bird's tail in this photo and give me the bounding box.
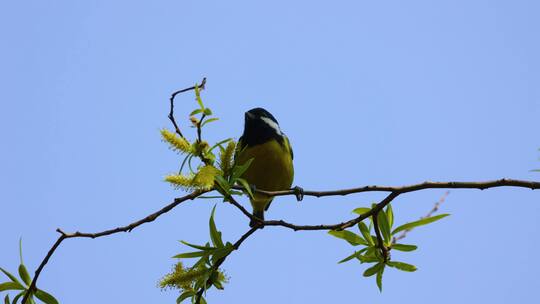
[249,209,264,228]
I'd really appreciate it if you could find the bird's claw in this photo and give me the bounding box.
[293,186,304,202]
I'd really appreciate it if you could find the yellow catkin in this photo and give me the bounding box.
[192,165,221,190]
[165,174,194,190]
[161,129,192,154]
[219,141,236,178]
[159,262,205,291]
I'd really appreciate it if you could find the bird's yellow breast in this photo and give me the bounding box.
[235,139,294,212]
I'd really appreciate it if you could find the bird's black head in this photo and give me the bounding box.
[241,107,284,146]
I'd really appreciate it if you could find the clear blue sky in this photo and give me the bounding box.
[1,1,539,303]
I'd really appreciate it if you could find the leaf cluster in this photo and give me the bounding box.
[160,206,231,304]
[329,204,449,291]
[0,240,57,304]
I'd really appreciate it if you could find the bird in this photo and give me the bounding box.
[235,107,294,227]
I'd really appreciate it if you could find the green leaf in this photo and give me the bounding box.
[172,251,207,259]
[18,264,31,286]
[194,85,204,109]
[391,244,418,252]
[209,138,233,152]
[358,222,374,246]
[376,265,384,292]
[352,207,371,215]
[11,291,25,304]
[386,204,394,229]
[4,295,9,304]
[19,238,24,265]
[176,290,196,303]
[328,230,368,246]
[232,158,254,180]
[363,262,383,277]
[338,250,366,264]
[203,108,213,116]
[357,254,379,264]
[0,267,21,285]
[235,178,254,199]
[200,296,207,304]
[0,282,24,292]
[35,289,59,304]
[387,261,417,272]
[214,175,231,192]
[190,109,203,116]
[211,244,234,263]
[201,117,219,127]
[180,241,216,251]
[392,214,450,235]
[209,206,224,248]
[377,211,391,245]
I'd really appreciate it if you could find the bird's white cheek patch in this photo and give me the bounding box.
[260,116,282,135]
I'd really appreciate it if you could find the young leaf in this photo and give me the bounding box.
[392,214,450,235]
[376,265,384,292]
[386,204,394,228]
[0,282,24,292]
[357,254,379,264]
[203,108,213,116]
[211,245,234,263]
[18,264,31,286]
[377,211,392,244]
[0,267,21,285]
[176,290,196,303]
[235,178,254,199]
[387,261,417,272]
[194,85,204,109]
[180,241,216,251]
[214,175,231,193]
[209,206,224,248]
[202,117,219,127]
[232,158,254,180]
[172,251,207,259]
[35,289,59,304]
[352,207,371,215]
[363,262,383,277]
[190,109,203,116]
[358,222,374,246]
[391,244,418,252]
[328,230,368,246]
[338,250,365,264]
[11,291,25,304]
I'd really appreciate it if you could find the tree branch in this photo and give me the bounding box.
[168,77,207,137]
[242,179,540,198]
[21,178,539,303]
[21,190,209,304]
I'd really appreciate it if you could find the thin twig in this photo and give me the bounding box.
[393,191,450,243]
[196,113,206,143]
[21,190,209,304]
[372,212,389,262]
[168,77,207,137]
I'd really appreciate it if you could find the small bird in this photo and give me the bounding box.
[235,108,294,227]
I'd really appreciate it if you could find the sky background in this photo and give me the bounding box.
[1,1,539,303]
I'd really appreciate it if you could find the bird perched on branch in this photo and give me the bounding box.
[235,108,294,227]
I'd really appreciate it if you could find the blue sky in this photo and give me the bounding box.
[1,1,539,303]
